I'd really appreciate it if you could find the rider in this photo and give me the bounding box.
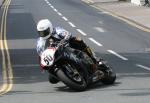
[36,19,101,83]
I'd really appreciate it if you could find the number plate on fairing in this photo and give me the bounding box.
[41,48,56,66]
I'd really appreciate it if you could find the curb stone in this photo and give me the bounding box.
[82,0,94,4]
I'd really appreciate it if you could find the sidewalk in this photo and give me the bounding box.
[82,0,150,32]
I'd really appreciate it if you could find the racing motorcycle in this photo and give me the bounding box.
[40,39,116,91]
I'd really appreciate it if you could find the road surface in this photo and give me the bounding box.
[0,0,150,103]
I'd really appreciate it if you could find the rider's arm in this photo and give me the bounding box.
[36,38,46,56]
[55,27,72,41]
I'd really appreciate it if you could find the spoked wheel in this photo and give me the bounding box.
[56,63,87,91]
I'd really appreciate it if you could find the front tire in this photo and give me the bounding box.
[48,74,59,84]
[56,65,87,91]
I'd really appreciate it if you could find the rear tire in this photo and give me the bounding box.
[97,62,116,85]
[101,71,116,85]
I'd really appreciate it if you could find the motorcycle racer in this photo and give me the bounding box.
[36,19,101,83]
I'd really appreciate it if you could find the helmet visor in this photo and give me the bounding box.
[38,28,50,37]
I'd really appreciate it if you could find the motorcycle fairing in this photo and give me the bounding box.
[41,48,56,67]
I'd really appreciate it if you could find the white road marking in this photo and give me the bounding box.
[13,64,39,68]
[46,1,49,4]
[58,12,62,16]
[94,27,105,32]
[53,9,58,12]
[76,29,87,36]
[45,0,51,6]
[62,17,68,21]
[68,22,76,27]
[107,50,128,60]
[45,0,48,2]
[89,38,103,46]
[50,6,54,9]
[136,64,150,71]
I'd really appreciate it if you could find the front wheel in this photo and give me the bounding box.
[56,63,87,91]
[48,74,59,84]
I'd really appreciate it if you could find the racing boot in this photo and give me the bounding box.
[83,46,103,65]
[83,46,107,81]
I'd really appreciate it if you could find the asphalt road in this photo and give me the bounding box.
[0,0,150,102]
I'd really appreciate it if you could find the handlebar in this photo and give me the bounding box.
[49,39,68,48]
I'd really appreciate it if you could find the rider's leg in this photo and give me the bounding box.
[69,36,101,64]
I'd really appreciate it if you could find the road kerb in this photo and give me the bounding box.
[81,0,94,4]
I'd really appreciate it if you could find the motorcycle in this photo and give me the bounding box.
[40,39,116,91]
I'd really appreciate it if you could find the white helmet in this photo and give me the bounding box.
[37,19,53,39]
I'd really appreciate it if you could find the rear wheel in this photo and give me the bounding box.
[98,62,116,84]
[101,71,116,85]
[56,63,87,91]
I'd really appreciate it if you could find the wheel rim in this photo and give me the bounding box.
[64,63,85,84]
